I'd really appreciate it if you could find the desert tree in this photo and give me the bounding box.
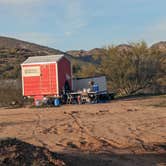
[99,41,162,96]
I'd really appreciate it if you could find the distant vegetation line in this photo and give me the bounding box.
[71,41,166,96]
[0,36,165,106]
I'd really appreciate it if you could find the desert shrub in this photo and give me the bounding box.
[0,79,23,107]
[99,42,164,96]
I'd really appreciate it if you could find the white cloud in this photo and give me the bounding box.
[64,31,72,37]
[0,0,88,48]
[63,0,88,36]
[1,0,88,34]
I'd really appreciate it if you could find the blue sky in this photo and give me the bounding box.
[0,0,166,51]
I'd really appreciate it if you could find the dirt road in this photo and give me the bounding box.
[0,95,166,165]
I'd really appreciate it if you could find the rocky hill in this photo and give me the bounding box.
[151,41,166,52]
[66,48,105,57]
[0,36,65,78]
[0,36,62,54]
[67,42,166,57]
[0,36,166,79]
[66,44,137,57]
[0,36,103,79]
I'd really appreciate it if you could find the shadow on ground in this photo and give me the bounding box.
[114,94,165,102]
[0,138,166,166]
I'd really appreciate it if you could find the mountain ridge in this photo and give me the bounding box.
[66,42,166,57]
[0,36,166,78]
[0,36,64,78]
[0,36,62,54]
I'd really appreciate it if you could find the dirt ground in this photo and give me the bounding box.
[0,95,166,166]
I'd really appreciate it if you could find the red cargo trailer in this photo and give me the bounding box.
[21,54,72,102]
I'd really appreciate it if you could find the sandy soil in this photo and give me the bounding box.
[0,95,166,166]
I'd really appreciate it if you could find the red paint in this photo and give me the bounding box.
[22,57,71,99]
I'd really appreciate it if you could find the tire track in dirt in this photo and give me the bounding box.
[68,112,123,152]
[32,112,52,150]
[68,111,166,154]
[32,113,68,150]
[127,127,151,152]
[127,118,166,153]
